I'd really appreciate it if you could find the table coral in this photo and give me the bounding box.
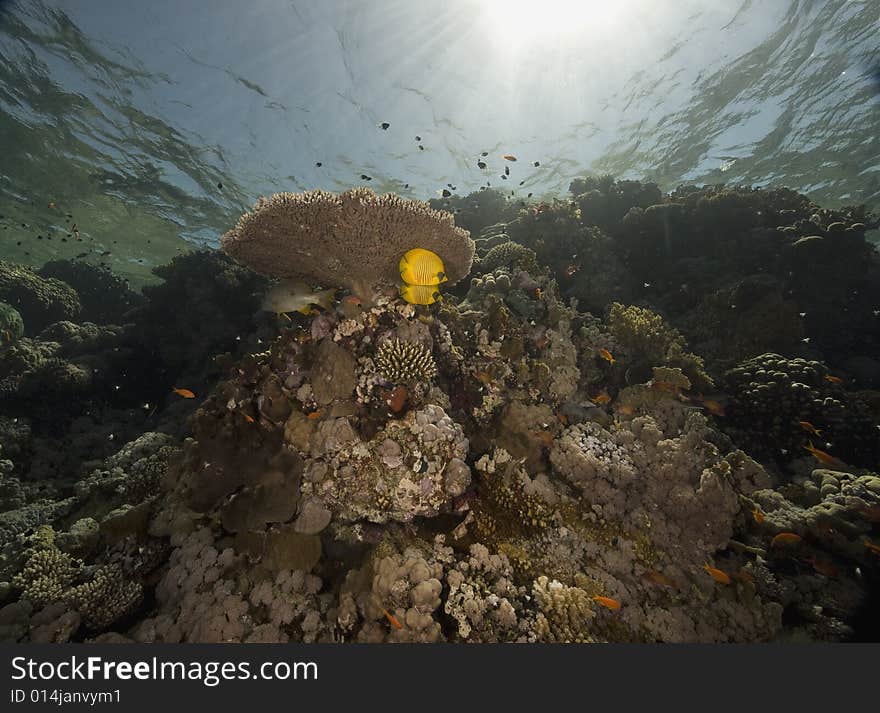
[221,188,475,298]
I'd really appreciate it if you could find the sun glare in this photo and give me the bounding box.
[483,0,621,42]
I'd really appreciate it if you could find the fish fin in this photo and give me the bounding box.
[313,288,338,312]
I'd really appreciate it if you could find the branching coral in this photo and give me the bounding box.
[374,339,437,384]
[608,302,713,389]
[11,526,142,632]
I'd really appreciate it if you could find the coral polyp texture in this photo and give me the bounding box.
[0,179,879,644]
[220,187,475,296]
[374,339,437,384]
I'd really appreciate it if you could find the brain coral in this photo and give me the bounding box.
[221,188,475,296]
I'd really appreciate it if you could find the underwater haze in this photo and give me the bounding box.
[1,0,879,283]
[1,0,880,645]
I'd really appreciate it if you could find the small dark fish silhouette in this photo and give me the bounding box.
[315,162,322,167]
[217,182,223,189]
[519,180,524,185]
[481,151,488,156]
[504,166,510,175]
[418,145,424,150]
[415,135,421,141]
[477,161,487,169]
[360,174,372,180]
[533,161,540,167]
[380,122,390,130]
[501,175,507,180]
[441,189,452,197]
[447,183,453,188]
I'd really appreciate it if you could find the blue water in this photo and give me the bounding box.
[1,0,878,284]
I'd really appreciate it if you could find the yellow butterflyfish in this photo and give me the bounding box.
[399,248,447,286]
[399,284,442,305]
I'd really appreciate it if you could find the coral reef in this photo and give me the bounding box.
[724,353,879,468]
[0,260,81,333]
[428,188,521,238]
[608,302,713,390]
[39,260,145,325]
[299,405,470,524]
[0,302,24,350]
[134,250,266,390]
[0,179,878,645]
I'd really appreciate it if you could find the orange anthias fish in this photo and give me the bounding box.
[306,410,324,420]
[535,288,543,300]
[771,532,802,547]
[798,421,823,438]
[803,555,838,578]
[651,380,680,395]
[854,503,880,523]
[502,154,517,161]
[243,413,255,423]
[592,595,621,611]
[172,387,196,399]
[643,569,677,589]
[382,608,403,629]
[824,374,843,384]
[734,569,754,585]
[803,441,842,467]
[703,563,731,585]
[592,391,612,405]
[598,348,615,365]
[533,430,555,448]
[752,506,765,524]
[694,396,725,417]
[616,403,636,417]
[864,539,880,556]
